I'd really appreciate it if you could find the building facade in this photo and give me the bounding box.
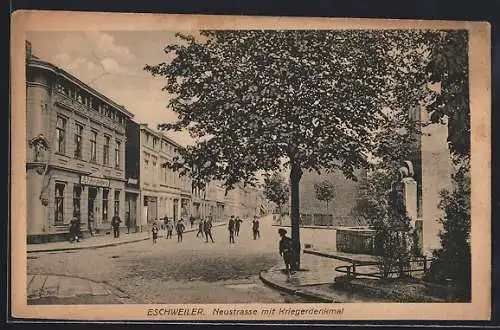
[26,41,134,243]
[125,120,141,232]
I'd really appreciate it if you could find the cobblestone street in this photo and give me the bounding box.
[27,215,337,304]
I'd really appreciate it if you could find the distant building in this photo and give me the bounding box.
[26,41,134,243]
[138,124,192,229]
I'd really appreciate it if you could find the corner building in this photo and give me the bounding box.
[26,42,134,243]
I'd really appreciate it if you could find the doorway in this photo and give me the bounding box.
[88,187,97,232]
[173,199,178,221]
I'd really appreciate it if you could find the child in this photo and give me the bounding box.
[152,222,159,244]
[278,228,294,279]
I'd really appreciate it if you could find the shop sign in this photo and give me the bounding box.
[127,178,138,185]
[81,175,110,187]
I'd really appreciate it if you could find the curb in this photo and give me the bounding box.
[28,222,227,253]
[271,224,339,230]
[259,270,334,303]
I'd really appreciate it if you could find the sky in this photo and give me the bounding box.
[27,30,195,146]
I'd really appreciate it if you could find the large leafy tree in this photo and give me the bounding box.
[263,172,289,215]
[145,30,431,269]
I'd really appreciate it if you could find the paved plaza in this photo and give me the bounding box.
[27,215,339,304]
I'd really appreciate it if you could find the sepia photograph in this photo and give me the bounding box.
[10,11,491,321]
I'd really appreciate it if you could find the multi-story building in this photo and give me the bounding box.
[26,41,134,243]
[124,119,141,232]
[138,124,187,229]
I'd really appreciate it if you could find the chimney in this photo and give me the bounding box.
[25,40,32,59]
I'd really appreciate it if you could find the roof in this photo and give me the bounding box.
[27,58,135,119]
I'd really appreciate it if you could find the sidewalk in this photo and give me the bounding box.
[260,247,450,303]
[27,222,227,253]
[27,273,137,304]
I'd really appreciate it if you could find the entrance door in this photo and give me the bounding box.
[88,188,97,228]
[173,199,178,221]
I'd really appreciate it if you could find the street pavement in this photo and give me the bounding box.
[27,215,337,304]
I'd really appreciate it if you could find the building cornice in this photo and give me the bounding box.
[27,58,135,119]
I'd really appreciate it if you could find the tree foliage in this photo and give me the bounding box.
[144,29,458,269]
[263,172,289,213]
[314,180,336,213]
[425,30,470,158]
[144,30,431,191]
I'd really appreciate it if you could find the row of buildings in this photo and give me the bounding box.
[25,41,269,243]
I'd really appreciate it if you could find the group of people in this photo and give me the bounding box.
[196,217,215,243]
[227,215,261,244]
[152,217,188,243]
[68,211,126,243]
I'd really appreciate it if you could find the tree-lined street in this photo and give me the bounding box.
[27,215,336,304]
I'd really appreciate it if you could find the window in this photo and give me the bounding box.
[74,123,83,159]
[144,153,150,182]
[56,116,66,154]
[103,135,110,165]
[55,183,65,225]
[153,137,157,149]
[73,185,82,217]
[90,131,97,162]
[114,190,120,215]
[152,158,157,183]
[102,189,109,222]
[115,140,121,168]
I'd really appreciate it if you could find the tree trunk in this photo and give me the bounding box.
[290,158,303,271]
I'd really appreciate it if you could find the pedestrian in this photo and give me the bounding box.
[152,222,159,244]
[166,219,174,239]
[234,216,242,236]
[204,218,215,243]
[189,216,195,228]
[111,213,121,238]
[69,213,80,243]
[125,211,131,234]
[278,228,294,278]
[197,218,205,239]
[252,216,260,240]
[88,210,95,237]
[228,216,236,243]
[176,218,186,242]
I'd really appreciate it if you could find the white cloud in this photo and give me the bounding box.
[100,57,122,74]
[83,31,134,63]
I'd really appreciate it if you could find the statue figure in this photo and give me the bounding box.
[398,160,415,181]
[29,134,49,162]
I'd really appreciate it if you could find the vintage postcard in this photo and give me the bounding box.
[10,11,491,321]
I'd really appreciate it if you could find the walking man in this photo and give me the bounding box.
[197,218,205,239]
[125,211,131,234]
[204,218,215,243]
[252,216,260,240]
[166,219,174,239]
[189,216,195,228]
[88,210,95,237]
[176,218,186,242]
[228,216,236,244]
[111,213,121,238]
[234,216,242,236]
[69,213,80,243]
[278,228,294,279]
